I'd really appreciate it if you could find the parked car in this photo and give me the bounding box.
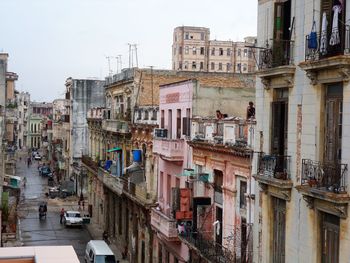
[59,181,75,198]
[85,240,116,263]
[34,154,42,160]
[63,211,83,226]
[41,166,52,177]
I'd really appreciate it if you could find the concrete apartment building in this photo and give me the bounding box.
[253,0,350,262]
[5,72,19,147]
[17,92,30,149]
[172,26,257,74]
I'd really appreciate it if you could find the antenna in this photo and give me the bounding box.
[128,43,139,68]
[105,56,117,76]
[116,55,122,73]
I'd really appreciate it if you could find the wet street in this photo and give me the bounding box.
[17,154,92,262]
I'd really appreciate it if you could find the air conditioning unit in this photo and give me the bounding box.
[154,128,168,138]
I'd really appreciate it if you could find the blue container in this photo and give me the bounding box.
[132,149,142,162]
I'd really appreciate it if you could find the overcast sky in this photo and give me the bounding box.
[1,0,257,102]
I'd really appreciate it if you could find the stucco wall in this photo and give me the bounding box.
[71,79,105,159]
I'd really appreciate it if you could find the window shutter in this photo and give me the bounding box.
[182,117,190,136]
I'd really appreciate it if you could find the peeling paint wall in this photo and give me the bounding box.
[71,79,105,159]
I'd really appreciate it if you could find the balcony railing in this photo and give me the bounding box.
[258,40,294,69]
[258,153,291,180]
[82,155,98,172]
[153,138,184,161]
[102,119,130,133]
[180,232,236,263]
[151,208,178,240]
[301,159,348,194]
[305,26,350,61]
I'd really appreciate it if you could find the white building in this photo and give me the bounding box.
[17,92,30,149]
[253,0,350,263]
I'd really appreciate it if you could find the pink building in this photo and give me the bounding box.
[151,80,193,262]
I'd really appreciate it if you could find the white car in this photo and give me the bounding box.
[34,154,42,160]
[63,211,83,226]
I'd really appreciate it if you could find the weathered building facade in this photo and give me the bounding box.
[253,0,350,262]
[172,26,257,74]
[65,77,105,195]
[151,78,255,263]
[17,92,30,149]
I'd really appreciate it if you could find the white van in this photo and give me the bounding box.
[85,240,116,263]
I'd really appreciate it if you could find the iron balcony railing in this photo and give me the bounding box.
[180,232,237,263]
[305,26,350,61]
[301,159,348,194]
[258,40,294,70]
[257,153,291,180]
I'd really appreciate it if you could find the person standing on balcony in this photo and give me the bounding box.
[247,101,256,119]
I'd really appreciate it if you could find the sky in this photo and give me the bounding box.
[0,0,257,102]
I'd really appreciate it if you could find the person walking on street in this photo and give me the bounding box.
[60,208,65,224]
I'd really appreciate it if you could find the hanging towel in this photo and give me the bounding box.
[320,12,328,55]
[330,5,341,46]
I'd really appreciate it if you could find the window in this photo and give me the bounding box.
[159,172,164,198]
[211,48,215,56]
[185,32,189,39]
[218,63,222,70]
[185,46,189,54]
[227,48,231,56]
[238,49,241,56]
[227,63,231,71]
[192,47,197,55]
[200,47,205,55]
[239,180,247,209]
[237,63,241,72]
[168,109,172,138]
[152,110,157,120]
[243,64,247,72]
[200,62,204,70]
[192,61,196,69]
[178,62,182,70]
[219,48,223,56]
[184,61,188,69]
[176,109,181,139]
[211,62,215,70]
[167,174,172,208]
[248,49,252,58]
[144,110,149,120]
[179,46,182,54]
[160,110,164,128]
[200,32,205,40]
[244,49,248,57]
[137,110,141,120]
[182,108,191,136]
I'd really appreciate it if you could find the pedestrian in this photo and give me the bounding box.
[82,200,85,211]
[246,101,256,119]
[60,208,65,224]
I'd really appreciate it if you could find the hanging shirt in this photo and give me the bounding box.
[330,5,341,46]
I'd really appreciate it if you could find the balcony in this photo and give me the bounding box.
[179,232,236,263]
[300,26,350,84]
[153,138,184,162]
[81,155,98,173]
[102,119,130,134]
[254,153,292,201]
[151,208,178,241]
[100,168,126,196]
[258,40,295,89]
[296,159,350,218]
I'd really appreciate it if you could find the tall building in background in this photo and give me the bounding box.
[172,26,257,73]
[17,92,30,149]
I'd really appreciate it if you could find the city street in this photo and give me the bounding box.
[16,152,92,263]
